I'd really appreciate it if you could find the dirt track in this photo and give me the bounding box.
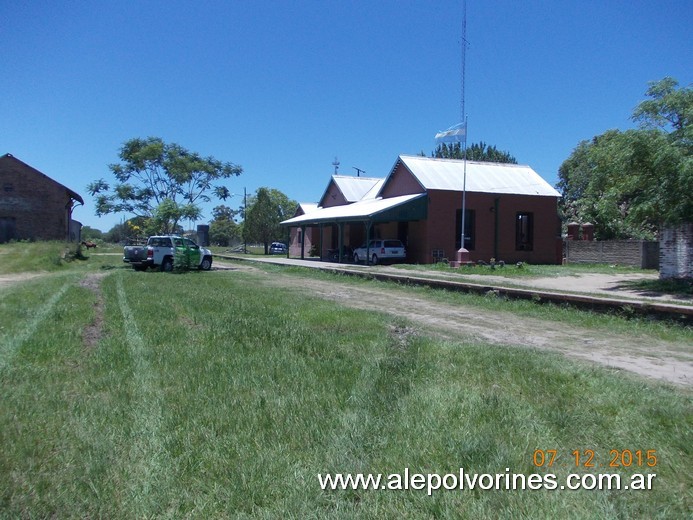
[228,264,692,387]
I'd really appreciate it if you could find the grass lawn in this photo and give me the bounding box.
[0,244,690,518]
[394,261,655,279]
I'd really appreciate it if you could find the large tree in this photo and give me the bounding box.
[243,187,297,254]
[87,137,242,233]
[209,205,241,247]
[558,77,692,240]
[432,141,517,163]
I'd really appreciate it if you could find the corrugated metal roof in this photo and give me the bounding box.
[332,175,383,202]
[281,193,425,226]
[394,155,560,197]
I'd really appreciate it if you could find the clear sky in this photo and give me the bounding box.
[2,0,691,232]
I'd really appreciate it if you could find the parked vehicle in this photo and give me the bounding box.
[269,242,288,255]
[123,235,213,271]
[353,239,406,265]
[327,246,353,263]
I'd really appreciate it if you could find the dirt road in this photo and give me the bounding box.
[231,264,692,387]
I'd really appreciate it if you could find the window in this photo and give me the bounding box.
[455,209,475,250]
[516,212,534,251]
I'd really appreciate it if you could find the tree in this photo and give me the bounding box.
[81,226,103,241]
[87,137,242,234]
[103,222,129,243]
[432,141,517,163]
[209,205,241,246]
[243,188,297,254]
[558,77,692,239]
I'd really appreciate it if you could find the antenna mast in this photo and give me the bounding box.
[332,156,340,174]
[460,0,467,122]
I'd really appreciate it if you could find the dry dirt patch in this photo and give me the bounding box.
[0,272,46,288]
[249,269,692,387]
[78,272,110,350]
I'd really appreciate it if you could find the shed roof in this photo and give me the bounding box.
[281,193,426,226]
[390,155,560,197]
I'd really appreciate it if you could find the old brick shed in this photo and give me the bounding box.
[282,155,562,265]
[0,153,84,243]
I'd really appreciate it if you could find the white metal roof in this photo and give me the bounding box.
[281,193,425,226]
[393,155,561,197]
[331,175,383,202]
[296,202,319,215]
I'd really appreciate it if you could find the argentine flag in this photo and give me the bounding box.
[435,121,467,143]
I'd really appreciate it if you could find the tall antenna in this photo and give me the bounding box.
[435,0,468,143]
[433,0,471,265]
[460,0,467,123]
[332,156,340,174]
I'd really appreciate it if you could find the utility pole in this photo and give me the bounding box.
[243,187,247,254]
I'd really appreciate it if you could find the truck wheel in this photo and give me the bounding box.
[353,253,360,264]
[371,254,378,265]
[199,256,212,271]
[161,257,174,272]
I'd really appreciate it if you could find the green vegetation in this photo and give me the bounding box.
[87,136,243,234]
[250,263,692,343]
[559,77,692,239]
[0,241,88,274]
[0,246,690,517]
[394,261,652,278]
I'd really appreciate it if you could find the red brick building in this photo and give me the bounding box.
[282,155,561,265]
[0,153,84,243]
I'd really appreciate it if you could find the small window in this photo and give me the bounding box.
[298,229,303,245]
[516,213,534,251]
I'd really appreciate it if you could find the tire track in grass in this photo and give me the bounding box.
[0,280,71,370]
[115,273,170,513]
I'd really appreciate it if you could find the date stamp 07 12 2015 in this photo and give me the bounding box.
[532,449,658,469]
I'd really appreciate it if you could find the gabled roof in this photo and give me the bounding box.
[386,155,560,197]
[319,175,383,206]
[0,153,84,204]
[297,202,319,214]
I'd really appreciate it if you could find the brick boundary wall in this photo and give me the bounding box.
[659,223,693,279]
[565,240,659,269]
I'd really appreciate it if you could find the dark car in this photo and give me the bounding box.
[270,242,288,255]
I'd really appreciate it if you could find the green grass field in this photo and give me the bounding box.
[0,244,690,518]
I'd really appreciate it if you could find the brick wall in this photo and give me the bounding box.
[565,240,659,269]
[659,223,693,279]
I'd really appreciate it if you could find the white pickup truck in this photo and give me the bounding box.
[123,235,213,271]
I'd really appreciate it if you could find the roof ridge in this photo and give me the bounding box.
[399,154,530,168]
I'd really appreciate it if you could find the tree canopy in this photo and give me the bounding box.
[243,188,297,254]
[432,141,517,164]
[87,137,242,234]
[558,77,692,240]
[209,205,242,247]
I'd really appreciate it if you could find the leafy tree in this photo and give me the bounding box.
[432,141,517,163]
[80,226,103,241]
[103,222,129,243]
[244,187,297,254]
[558,77,692,239]
[87,137,242,234]
[632,76,692,151]
[209,205,241,246]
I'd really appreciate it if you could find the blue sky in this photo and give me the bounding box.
[2,0,691,232]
